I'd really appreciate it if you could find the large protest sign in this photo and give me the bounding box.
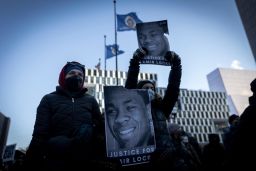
[136,20,171,66]
[104,86,156,166]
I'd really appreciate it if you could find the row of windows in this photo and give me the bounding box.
[181,103,229,112]
[139,73,157,81]
[191,133,217,143]
[85,76,127,85]
[85,69,157,81]
[181,89,226,99]
[85,75,157,86]
[85,69,127,78]
[177,118,214,127]
[177,111,228,119]
[180,96,226,104]
[181,124,213,135]
[157,89,227,107]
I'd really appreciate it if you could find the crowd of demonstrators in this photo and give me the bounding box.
[222,114,240,152]
[125,48,182,169]
[168,123,202,171]
[2,55,254,171]
[224,78,256,170]
[182,131,203,162]
[202,134,226,171]
[24,61,108,171]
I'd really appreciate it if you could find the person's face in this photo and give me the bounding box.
[106,90,150,148]
[138,25,167,56]
[65,69,84,90]
[231,117,239,126]
[65,69,84,80]
[141,83,155,91]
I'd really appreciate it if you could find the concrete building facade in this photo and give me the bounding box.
[85,68,230,143]
[235,0,256,63]
[157,88,229,143]
[207,68,256,115]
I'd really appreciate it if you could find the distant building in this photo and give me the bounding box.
[207,68,256,115]
[0,112,11,161]
[157,88,229,143]
[85,68,230,144]
[235,0,256,63]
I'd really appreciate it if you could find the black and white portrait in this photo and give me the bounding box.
[104,86,155,163]
[136,20,170,66]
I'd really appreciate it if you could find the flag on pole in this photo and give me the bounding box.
[117,12,143,31]
[95,62,100,70]
[95,58,101,70]
[105,44,125,59]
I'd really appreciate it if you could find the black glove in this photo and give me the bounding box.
[132,47,148,61]
[164,51,181,66]
[72,124,93,145]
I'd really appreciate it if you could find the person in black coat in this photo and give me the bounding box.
[25,61,105,171]
[222,114,240,153]
[125,48,182,169]
[202,134,226,171]
[225,78,256,170]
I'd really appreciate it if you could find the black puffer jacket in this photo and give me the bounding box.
[26,86,103,162]
[125,53,182,168]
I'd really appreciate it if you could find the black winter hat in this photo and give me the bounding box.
[58,61,85,88]
[228,114,239,125]
[137,80,155,90]
[64,61,85,75]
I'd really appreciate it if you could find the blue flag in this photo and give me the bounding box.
[117,12,143,31]
[105,44,125,59]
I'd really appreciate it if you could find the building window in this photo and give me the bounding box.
[140,73,143,79]
[84,76,88,83]
[203,134,207,142]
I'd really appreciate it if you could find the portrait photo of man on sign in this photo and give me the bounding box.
[136,20,171,66]
[104,86,156,160]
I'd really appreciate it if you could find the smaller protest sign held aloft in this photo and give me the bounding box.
[136,20,171,66]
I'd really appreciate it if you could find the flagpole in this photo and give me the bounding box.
[113,0,118,86]
[104,35,107,71]
[104,35,106,85]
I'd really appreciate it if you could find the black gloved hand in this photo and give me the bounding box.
[164,51,181,66]
[72,124,93,145]
[132,47,148,61]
